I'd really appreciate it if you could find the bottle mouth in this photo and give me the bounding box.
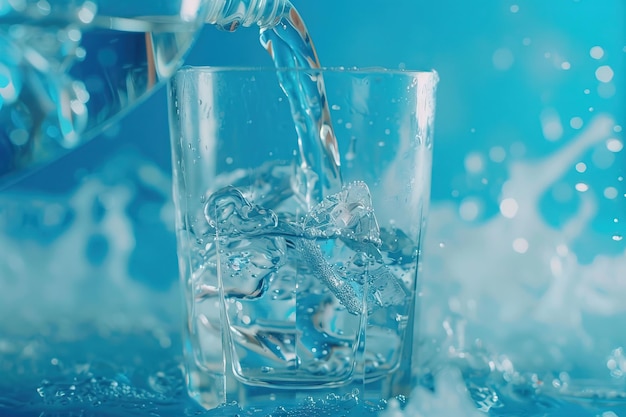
[204,0,288,31]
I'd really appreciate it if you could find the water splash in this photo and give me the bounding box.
[419,113,626,406]
[0,149,179,336]
[2,115,624,415]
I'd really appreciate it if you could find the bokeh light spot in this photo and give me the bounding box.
[604,187,618,199]
[606,138,623,153]
[512,238,529,254]
[493,48,514,71]
[575,183,589,192]
[595,65,614,83]
[590,46,604,59]
[464,152,484,173]
[570,117,583,129]
[500,198,518,218]
[489,146,506,163]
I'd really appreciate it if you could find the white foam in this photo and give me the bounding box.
[419,114,623,377]
[0,151,179,337]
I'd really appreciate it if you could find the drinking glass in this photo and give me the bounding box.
[167,66,438,410]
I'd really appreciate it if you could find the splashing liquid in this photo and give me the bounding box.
[260,4,343,207]
[420,113,626,413]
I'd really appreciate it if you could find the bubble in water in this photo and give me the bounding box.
[297,238,363,315]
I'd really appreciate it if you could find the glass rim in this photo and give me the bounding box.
[176,65,438,77]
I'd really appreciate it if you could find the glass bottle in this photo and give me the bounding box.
[0,0,288,183]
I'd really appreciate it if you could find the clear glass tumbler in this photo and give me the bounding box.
[167,66,438,410]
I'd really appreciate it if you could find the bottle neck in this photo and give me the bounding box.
[205,0,289,31]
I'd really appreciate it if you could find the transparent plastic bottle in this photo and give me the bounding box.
[0,0,288,183]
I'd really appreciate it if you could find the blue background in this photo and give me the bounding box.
[1,1,624,415]
[12,0,624,198]
[11,0,624,261]
[4,0,624,306]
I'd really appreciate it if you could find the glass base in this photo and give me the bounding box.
[184,354,415,411]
